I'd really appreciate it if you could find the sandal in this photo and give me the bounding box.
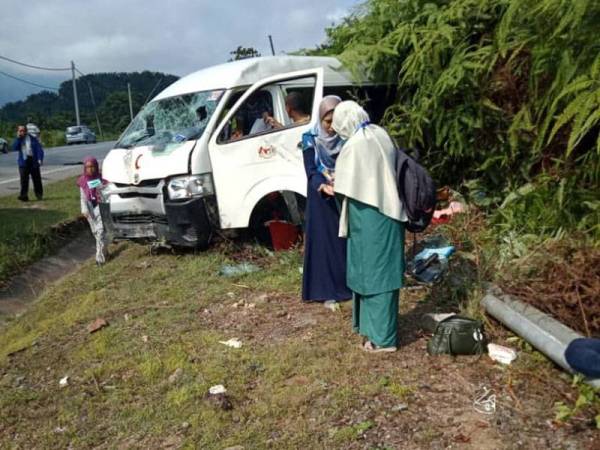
[361,340,397,353]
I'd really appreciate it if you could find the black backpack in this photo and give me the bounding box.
[395,148,437,233]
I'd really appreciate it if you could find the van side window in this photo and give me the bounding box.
[218,89,273,142]
[218,75,316,144]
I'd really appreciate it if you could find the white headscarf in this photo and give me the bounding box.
[332,101,407,237]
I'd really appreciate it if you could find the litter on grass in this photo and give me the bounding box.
[219,338,242,349]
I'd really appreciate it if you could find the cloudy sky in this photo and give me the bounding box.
[0,0,361,106]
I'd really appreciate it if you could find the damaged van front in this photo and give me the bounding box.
[99,89,223,247]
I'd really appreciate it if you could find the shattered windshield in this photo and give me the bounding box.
[117,90,223,149]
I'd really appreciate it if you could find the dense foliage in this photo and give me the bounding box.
[0,71,178,141]
[314,0,599,238]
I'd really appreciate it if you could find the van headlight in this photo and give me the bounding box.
[167,174,214,200]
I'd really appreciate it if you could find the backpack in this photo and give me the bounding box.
[395,148,437,233]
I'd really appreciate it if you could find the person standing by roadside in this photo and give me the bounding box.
[333,101,408,353]
[78,156,109,265]
[12,125,44,201]
[301,95,352,304]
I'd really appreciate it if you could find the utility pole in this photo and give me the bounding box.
[127,82,134,121]
[71,61,80,126]
[268,35,275,56]
[87,83,103,140]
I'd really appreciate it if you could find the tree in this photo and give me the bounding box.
[228,46,261,61]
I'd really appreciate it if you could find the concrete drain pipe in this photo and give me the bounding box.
[482,285,600,389]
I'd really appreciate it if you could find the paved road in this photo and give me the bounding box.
[0,140,116,197]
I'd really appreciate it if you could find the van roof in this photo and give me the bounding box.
[153,56,364,102]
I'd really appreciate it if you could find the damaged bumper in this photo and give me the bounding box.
[99,180,215,247]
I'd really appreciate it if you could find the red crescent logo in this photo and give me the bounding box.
[135,154,142,169]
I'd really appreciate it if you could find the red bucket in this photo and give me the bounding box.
[267,220,299,251]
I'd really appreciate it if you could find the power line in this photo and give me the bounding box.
[0,54,71,71]
[0,70,59,91]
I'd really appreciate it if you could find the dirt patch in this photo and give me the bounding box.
[198,292,329,344]
[194,283,598,449]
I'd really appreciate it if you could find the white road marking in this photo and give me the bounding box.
[0,165,86,185]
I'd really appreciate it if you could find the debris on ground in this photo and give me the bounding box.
[487,343,517,365]
[432,201,467,225]
[219,338,242,349]
[86,318,109,333]
[168,368,183,384]
[324,300,340,312]
[473,387,496,415]
[219,263,261,277]
[414,246,455,262]
[209,384,226,395]
[231,300,256,309]
[391,403,409,412]
[59,376,69,387]
[206,385,232,410]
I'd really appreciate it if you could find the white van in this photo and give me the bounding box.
[100,56,391,247]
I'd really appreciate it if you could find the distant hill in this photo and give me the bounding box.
[0,71,179,137]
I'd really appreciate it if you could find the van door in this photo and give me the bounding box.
[208,68,323,229]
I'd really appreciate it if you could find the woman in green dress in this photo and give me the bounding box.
[332,101,408,352]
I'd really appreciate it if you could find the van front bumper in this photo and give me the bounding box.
[100,195,215,248]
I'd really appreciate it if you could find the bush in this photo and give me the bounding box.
[316,0,600,238]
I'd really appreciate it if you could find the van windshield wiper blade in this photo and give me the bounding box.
[119,132,153,149]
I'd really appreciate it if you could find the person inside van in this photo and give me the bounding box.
[231,115,246,140]
[248,92,311,134]
[301,95,352,304]
[243,91,274,135]
[332,101,408,353]
[78,157,109,266]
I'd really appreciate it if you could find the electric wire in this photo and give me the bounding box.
[0,70,59,91]
[0,54,70,71]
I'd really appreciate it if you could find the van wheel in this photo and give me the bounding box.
[248,191,306,247]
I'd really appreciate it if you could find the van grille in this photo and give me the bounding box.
[114,179,161,188]
[112,214,168,225]
[118,193,158,199]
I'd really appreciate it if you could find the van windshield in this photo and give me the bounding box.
[117,90,224,149]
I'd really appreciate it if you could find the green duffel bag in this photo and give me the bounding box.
[427,315,487,356]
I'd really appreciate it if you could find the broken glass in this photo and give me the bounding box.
[117,90,224,150]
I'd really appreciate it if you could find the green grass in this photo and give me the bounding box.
[0,239,596,448]
[0,176,81,286]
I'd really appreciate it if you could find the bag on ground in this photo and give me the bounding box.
[427,315,487,356]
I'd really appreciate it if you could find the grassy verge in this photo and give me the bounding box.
[0,232,598,448]
[0,177,83,287]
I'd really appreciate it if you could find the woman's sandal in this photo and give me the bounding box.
[361,340,397,353]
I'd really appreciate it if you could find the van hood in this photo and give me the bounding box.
[102,141,195,184]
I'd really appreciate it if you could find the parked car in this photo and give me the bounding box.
[100,55,393,248]
[0,138,8,154]
[65,125,96,145]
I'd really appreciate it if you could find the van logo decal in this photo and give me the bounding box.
[258,145,274,159]
[135,154,143,169]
